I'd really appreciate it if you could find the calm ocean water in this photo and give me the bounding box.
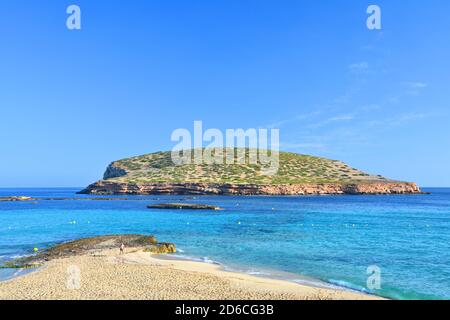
[0,188,449,299]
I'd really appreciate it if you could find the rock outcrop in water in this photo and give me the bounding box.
[2,235,176,269]
[78,149,422,196]
[0,196,36,202]
[148,203,222,210]
[144,243,177,254]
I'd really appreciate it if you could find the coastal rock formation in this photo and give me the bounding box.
[78,149,422,196]
[103,163,128,180]
[2,235,175,268]
[0,196,35,202]
[80,181,421,196]
[144,243,177,254]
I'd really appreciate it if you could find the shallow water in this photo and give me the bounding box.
[0,187,449,300]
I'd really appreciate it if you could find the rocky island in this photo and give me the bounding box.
[79,149,421,196]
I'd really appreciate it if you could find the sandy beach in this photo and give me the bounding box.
[0,248,380,300]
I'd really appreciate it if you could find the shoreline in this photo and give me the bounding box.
[78,181,422,196]
[0,247,382,300]
[153,252,380,298]
[0,192,432,203]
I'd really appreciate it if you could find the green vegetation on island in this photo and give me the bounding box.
[103,148,387,185]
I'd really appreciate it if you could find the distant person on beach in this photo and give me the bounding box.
[120,243,125,255]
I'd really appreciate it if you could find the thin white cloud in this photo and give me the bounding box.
[405,82,427,89]
[390,113,426,125]
[262,111,322,129]
[264,119,291,130]
[360,104,381,112]
[308,114,355,128]
[329,115,354,121]
[349,62,369,73]
[402,81,428,96]
[365,112,431,128]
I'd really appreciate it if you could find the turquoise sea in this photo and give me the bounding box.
[0,188,449,300]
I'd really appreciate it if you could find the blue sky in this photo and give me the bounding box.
[0,0,449,187]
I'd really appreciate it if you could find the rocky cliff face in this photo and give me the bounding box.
[79,181,422,196]
[103,163,128,180]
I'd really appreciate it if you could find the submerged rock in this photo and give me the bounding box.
[148,203,222,210]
